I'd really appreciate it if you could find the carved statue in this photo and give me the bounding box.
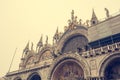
[105,8,110,18]
[74,16,78,24]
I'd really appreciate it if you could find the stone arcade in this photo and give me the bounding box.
[2,9,120,80]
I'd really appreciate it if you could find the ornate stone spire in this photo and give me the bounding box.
[23,41,29,54]
[91,9,98,26]
[37,35,43,47]
[37,35,43,52]
[92,9,97,19]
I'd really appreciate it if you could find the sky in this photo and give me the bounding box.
[0,0,120,77]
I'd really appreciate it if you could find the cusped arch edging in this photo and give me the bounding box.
[98,52,120,77]
[27,72,41,80]
[47,53,90,80]
[56,28,88,53]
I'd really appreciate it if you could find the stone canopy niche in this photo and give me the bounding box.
[51,60,84,80]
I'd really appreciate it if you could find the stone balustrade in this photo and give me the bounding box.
[82,42,120,58]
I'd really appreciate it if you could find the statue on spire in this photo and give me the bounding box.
[74,16,78,24]
[71,10,74,22]
[104,8,110,18]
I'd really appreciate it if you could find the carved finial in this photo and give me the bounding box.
[71,10,74,22]
[104,8,110,18]
[23,41,29,54]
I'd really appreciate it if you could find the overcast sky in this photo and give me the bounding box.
[0,0,120,77]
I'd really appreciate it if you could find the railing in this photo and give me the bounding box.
[82,42,120,58]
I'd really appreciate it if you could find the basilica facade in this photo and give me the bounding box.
[3,9,120,80]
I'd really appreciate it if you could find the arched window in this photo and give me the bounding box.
[27,73,41,80]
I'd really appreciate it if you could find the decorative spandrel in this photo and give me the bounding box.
[52,61,84,80]
[62,35,88,53]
